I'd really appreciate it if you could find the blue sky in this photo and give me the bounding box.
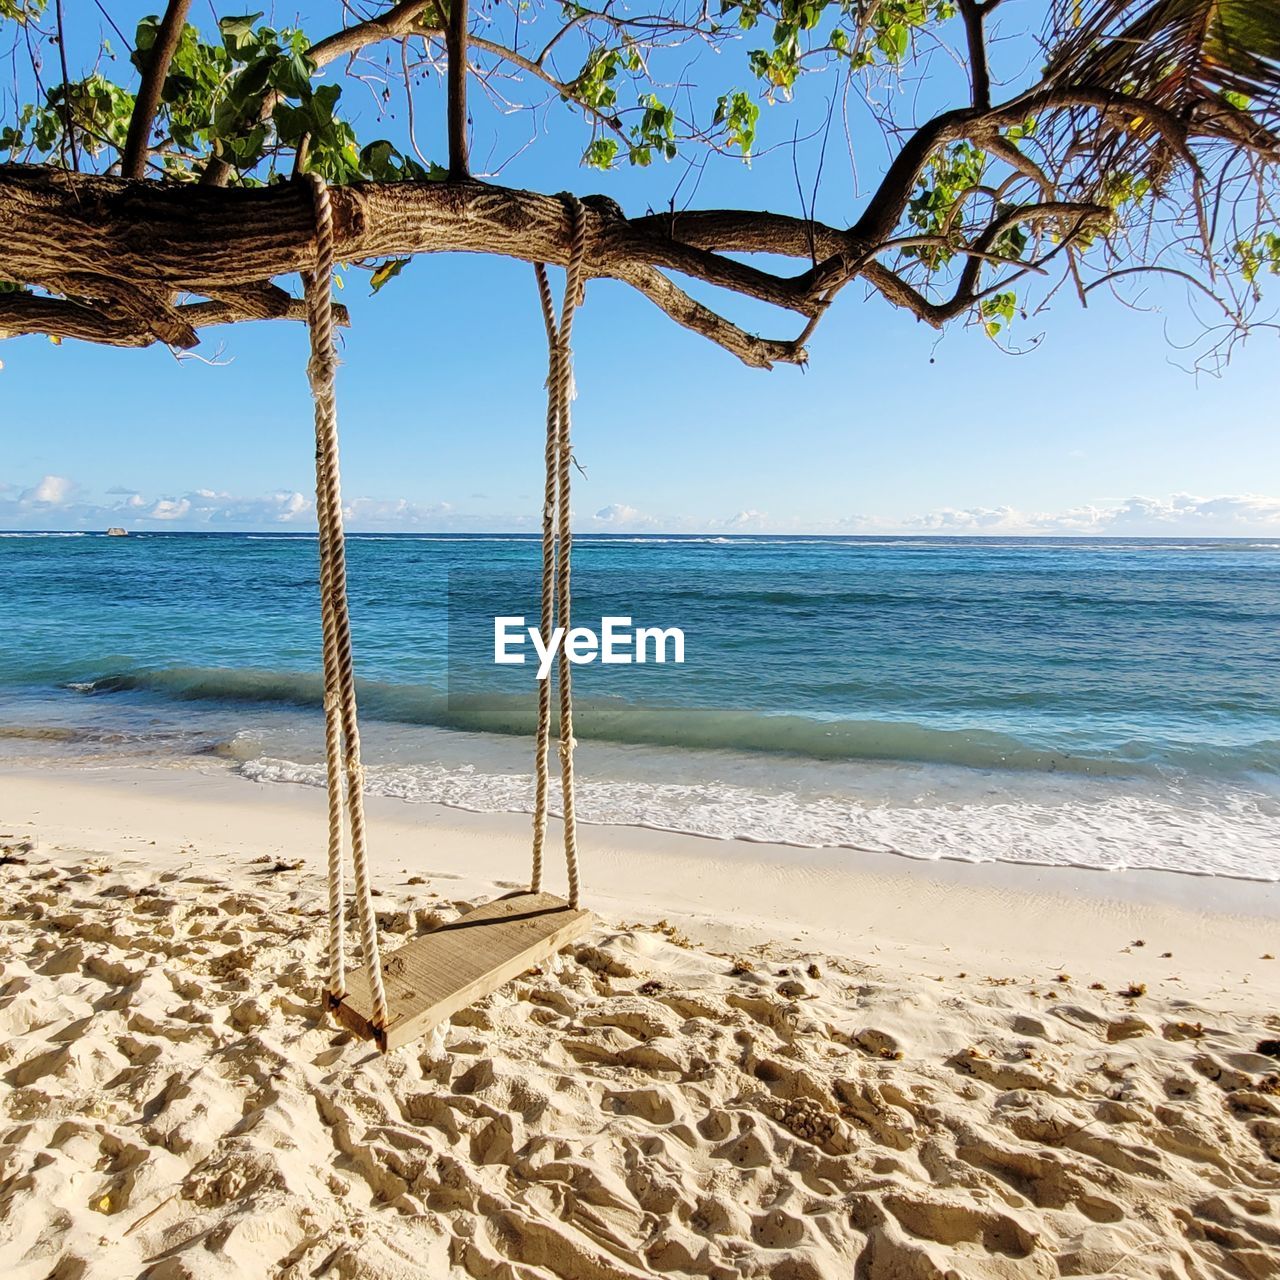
[3,2,1278,535]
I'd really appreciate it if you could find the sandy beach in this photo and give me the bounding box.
[5,0,1280,1271]
[0,760,1276,1278]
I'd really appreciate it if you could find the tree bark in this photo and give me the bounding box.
[0,289,346,346]
[0,165,847,364]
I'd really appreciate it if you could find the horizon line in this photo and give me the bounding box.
[6,529,1280,542]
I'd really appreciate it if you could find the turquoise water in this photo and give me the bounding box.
[3,531,1278,878]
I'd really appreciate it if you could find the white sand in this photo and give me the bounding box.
[1,761,1278,1278]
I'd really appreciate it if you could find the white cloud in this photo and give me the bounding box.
[586,503,664,531]
[341,496,455,528]
[0,481,316,530]
[20,474,76,506]
[148,498,192,521]
[4,475,1280,537]
[712,509,769,530]
[1105,493,1280,530]
[846,493,1280,537]
[593,503,640,523]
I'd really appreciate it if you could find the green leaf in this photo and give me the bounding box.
[232,55,274,105]
[358,139,439,181]
[0,1,48,23]
[360,138,397,179]
[220,123,267,164]
[583,137,619,169]
[219,13,265,58]
[270,101,308,147]
[370,258,410,293]
[312,83,342,121]
[269,49,315,99]
[714,89,759,156]
[133,15,159,61]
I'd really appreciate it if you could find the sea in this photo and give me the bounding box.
[2,531,1278,881]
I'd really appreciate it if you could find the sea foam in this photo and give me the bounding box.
[237,753,1280,882]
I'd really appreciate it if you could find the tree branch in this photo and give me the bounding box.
[0,294,166,346]
[1082,265,1244,324]
[614,263,806,368]
[197,280,351,325]
[850,107,979,247]
[602,220,840,315]
[0,286,347,346]
[445,0,469,179]
[307,1,437,67]
[957,0,991,110]
[178,294,349,328]
[121,0,193,180]
[627,209,852,260]
[0,166,823,360]
[863,201,1111,325]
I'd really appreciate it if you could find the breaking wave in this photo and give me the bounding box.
[66,664,1280,779]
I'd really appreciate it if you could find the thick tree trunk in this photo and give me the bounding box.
[0,165,845,365]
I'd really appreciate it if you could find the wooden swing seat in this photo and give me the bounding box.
[331,891,594,1051]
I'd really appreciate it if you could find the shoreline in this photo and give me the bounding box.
[3,759,1276,1008]
[7,674,1279,882]
[243,754,1280,889]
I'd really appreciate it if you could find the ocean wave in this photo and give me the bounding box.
[0,724,84,741]
[62,663,1280,779]
[0,719,238,764]
[237,754,1280,882]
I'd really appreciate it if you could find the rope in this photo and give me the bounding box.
[530,194,587,909]
[304,172,389,1032]
[529,262,558,894]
